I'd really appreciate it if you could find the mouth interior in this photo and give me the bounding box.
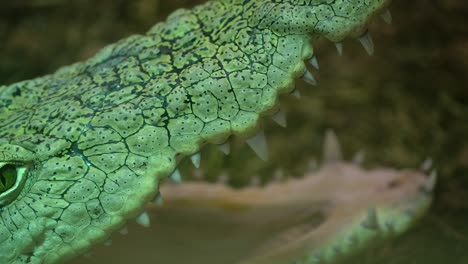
[70,189,329,264]
[67,162,433,264]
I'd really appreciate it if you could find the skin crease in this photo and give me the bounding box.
[0,0,393,263]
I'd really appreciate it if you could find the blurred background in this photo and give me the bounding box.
[1,0,467,263]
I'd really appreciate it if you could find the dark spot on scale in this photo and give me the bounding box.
[12,88,21,97]
[160,46,172,54]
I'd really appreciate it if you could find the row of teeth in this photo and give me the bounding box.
[300,8,393,90]
[126,7,432,238]
[310,173,435,263]
[100,146,436,250]
[127,141,436,235]
[100,149,437,250]
[96,8,435,251]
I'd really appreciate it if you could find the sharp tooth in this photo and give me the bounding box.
[154,192,164,206]
[246,130,269,161]
[361,207,379,230]
[352,151,365,165]
[119,226,128,235]
[136,211,151,228]
[381,9,392,24]
[169,169,182,183]
[309,55,319,70]
[218,142,230,155]
[104,240,112,247]
[358,32,374,55]
[420,158,433,172]
[190,152,201,168]
[302,69,317,86]
[335,42,343,56]
[424,170,437,192]
[323,129,343,164]
[291,89,301,99]
[271,110,287,127]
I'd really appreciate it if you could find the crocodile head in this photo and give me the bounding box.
[0,0,396,263]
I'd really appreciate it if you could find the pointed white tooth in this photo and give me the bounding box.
[104,240,112,247]
[420,158,433,172]
[291,89,301,99]
[323,129,343,164]
[362,207,379,230]
[424,170,437,192]
[358,32,374,56]
[136,211,151,228]
[380,9,392,24]
[309,55,319,70]
[302,69,317,86]
[352,151,365,165]
[154,192,164,206]
[119,226,128,235]
[272,110,287,127]
[335,42,343,56]
[190,152,201,168]
[218,142,230,155]
[169,169,182,183]
[246,130,269,161]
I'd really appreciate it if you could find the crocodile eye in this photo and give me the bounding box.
[0,162,29,206]
[0,164,17,192]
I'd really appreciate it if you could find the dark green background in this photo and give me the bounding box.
[1,0,467,263]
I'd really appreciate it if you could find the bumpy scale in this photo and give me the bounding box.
[0,0,391,263]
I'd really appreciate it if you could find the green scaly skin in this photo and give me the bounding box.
[0,0,391,263]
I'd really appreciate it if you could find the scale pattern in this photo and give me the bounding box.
[0,0,390,263]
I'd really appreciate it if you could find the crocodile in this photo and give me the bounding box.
[69,131,434,264]
[0,0,430,263]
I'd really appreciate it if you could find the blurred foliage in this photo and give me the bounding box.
[1,0,467,263]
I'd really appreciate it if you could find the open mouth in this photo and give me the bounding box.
[0,2,436,264]
[69,130,436,264]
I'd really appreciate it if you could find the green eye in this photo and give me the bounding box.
[0,164,17,193]
[0,162,29,206]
